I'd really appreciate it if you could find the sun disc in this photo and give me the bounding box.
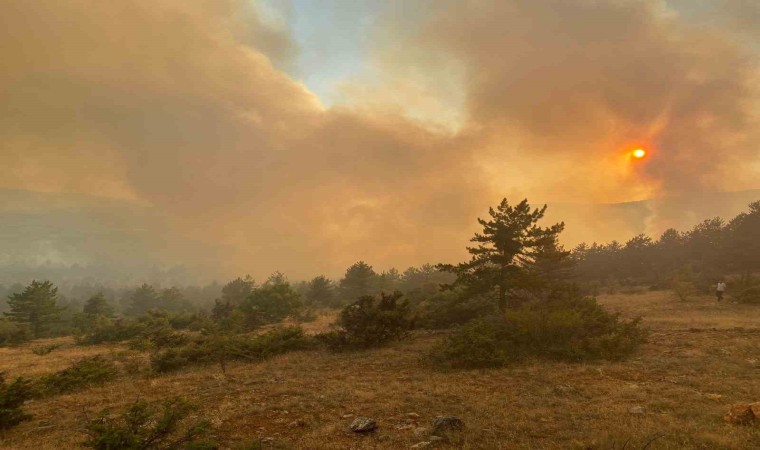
[632,148,646,159]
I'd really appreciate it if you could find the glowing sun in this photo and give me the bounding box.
[632,148,647,159]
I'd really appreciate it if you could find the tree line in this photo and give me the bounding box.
[571,201,760,292]
[2,199,757,346]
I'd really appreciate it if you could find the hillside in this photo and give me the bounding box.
[1,292,759,449]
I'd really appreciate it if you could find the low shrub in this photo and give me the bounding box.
[83,397,215,449]
[31,343,63,356]
[168,313,209,331]
[0,320,32,347]
[671,278,697,302]
[77,312,189,349]
[416,290,496,329]
[235,279,303,329]
[38,355,118,396]
[316,291,413,351]
[736,285,760,305]
[151,326,312,373]
[429,316,513,369]
[501,295,645,361]
[431,289,646,369]
[111,350,148,375]
[0,373,34,430]
[129,325,188,352]
[75,317,145,345]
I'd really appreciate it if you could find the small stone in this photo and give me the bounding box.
[413,426,430,437]
[350,417,378,433]
[628,406,646,415]
[704,393,723,400]
[288,419,305,428]
[342,413,354,419]
[406,412,420,419]
[432,416,464,434]
[410,442,432,449]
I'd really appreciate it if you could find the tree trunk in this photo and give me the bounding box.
[498,283,507,312]
[498,261,507,312]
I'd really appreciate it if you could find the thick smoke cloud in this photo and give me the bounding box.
[1,0,758,280]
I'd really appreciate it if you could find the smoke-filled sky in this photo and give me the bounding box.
[1,0,759,281]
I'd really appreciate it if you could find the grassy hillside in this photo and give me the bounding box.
[1,293,759,449]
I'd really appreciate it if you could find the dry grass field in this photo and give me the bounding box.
[1,292,759,449]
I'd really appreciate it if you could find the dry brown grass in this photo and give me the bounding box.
[0,337,123,378]
[1,292,759,449]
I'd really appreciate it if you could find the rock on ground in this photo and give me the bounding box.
[724,403,760,425]
[350,416,378,433]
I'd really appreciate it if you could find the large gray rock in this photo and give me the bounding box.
[350,417,378,433]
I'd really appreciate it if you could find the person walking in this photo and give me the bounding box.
[716,280,726,301]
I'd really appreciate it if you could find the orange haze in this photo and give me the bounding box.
[1,0,758,280]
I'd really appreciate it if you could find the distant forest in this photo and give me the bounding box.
[572,200,760,293]
[0,200,758,325]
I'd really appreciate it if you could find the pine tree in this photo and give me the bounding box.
[125,284,159,317]
[239,272,302,326]
[159,287,190,313]
[725,201,760,281]
[339,261,378,303]
[83,292,114,318]
[305,276,336,307]
[5,280,60,338]
[439,198,565,311]
[213,276,256,320]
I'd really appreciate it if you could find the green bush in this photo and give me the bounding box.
[736,286,760,304]
[416,290,496,329]
[0,373,34,430]
[431,290,646,369]
[151,326,312,373]
[77,312,189,349]
[430,316,513,369]
[501,295,645,361]
[0,320,32,346]
[316,291,413,351]
[75,317,145,345]
[130,311,189,351]
[83,397,216,449]
[38,355,118,395]
[168,312,208,331]
[235,278,303,329]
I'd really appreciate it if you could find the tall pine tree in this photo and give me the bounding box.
[305,276,336,307]
[339,261,378,303]
[5,280,60,338]
[439,198,565,311]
